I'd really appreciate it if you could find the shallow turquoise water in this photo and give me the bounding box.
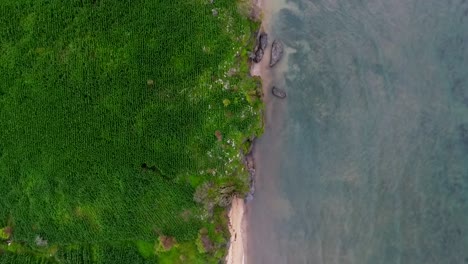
[247,1,468,263]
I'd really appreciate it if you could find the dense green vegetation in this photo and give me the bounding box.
[0,0,262,262]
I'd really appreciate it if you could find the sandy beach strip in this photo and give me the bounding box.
[226,197,246,264]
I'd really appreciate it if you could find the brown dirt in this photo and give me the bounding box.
[201,233,214,252]
[3,227,12,237]
[159,235,176,251]
[215,130,223,141]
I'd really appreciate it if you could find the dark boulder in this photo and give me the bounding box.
[259,32,268,51]
[272,86,286,98]
[270,40,284,67]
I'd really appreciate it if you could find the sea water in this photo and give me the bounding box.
[246,0,468,263]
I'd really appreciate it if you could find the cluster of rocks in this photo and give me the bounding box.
[249,32,287,99]
[241,35,287,202]
[249,32,284,67]
[250,32,269,63]
[269,39,286,98]
[244,151,256,202]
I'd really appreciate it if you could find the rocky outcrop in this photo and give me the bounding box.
[272,86,286,99]
[250,32,268,63]
[253,48,264,63]
[270,39,284,67]
[245,153,255,172]
[244,151,256,202]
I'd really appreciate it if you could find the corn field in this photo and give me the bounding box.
[0,0,262,262]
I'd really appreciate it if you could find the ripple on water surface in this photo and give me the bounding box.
[247,0,468,263]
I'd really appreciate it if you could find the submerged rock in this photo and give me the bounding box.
[270,39,284,67]
[272,86,286,98]
[259,32,268,51]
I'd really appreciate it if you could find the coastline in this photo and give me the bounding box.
[0,0,278,262]
[226,0,273,262]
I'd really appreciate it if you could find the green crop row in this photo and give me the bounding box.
[0,0,262,262]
